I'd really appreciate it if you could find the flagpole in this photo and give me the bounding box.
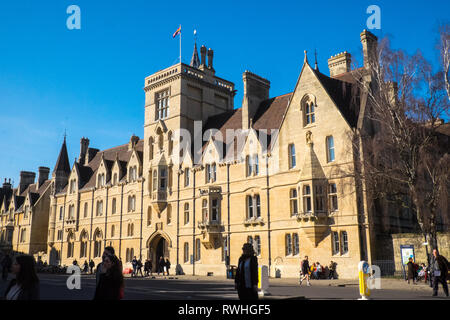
[179,25,182,64]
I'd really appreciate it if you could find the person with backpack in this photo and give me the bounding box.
[299,256,311,286]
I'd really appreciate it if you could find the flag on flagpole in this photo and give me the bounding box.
[172,25,181,38]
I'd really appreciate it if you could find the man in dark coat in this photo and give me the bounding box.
[430,249,449,297]
[406,257,416,284]
[234,243,258,300]
[158,257,165,276]
[165,258,171,276]
[89,260,95,274]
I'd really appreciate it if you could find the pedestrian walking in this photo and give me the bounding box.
[1,253,12,281]
[144,259,150,277]
[234,243,258,300]
[137,259,144,277]
[430,249,449,297]
[299,256,311,286]
[83,260,89,273]
[165,258,171,276]
[94,253,124,300]
[4,255,40,300]
[96,246,116,285]
[89,259,95,274]
[132,256,138,277]
[406,257,416,284]
[158,256,165,276]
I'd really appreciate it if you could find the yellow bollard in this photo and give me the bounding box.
[358,261,371,300]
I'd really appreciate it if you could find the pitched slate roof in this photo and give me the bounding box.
[53,137,71,176]
[68,140,144,192]
[202,92,293,155]
[313,69,361,128]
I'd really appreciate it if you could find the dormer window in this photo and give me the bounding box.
[206,163,216,183]
[246,155,259,176]
[97,174,105,188]
[156,89,169,120]
[302,94,317,126]
[113,173,118,185]
[69,179,77,194]
[129,166,137,182]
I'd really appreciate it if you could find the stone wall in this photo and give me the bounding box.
[392,232,450,272]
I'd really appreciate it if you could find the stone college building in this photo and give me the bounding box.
[0,30,419,279]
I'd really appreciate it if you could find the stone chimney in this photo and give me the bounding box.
[328,52,352,76]
[79,137,90,165]
[19,171,36,194]
[38,167,50,189]
[207,48,214,70]
[241,71,270,130]
[360,29,378,68]
[85,148,99,164]
[128,134,140,151]
[200,45,207,67]
[2,178,12,190]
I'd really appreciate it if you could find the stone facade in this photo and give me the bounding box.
[1,30,423,279]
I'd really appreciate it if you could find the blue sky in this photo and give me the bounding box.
[0,0,448,186]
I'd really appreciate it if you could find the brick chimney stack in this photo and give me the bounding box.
[79,137,90,165]
[360,29,378,68]
[38,167,50,189]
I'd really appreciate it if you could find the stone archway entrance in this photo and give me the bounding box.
[147,232,171,272]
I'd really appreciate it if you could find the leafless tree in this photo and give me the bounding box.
[352,32,449,251]
[438,24,450,103]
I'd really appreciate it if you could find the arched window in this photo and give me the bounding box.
[156,90,169,120]
[67,232,74,258]
[247,195,254,219]
[93,229,102,258]
[246,155,253,176]
[59,207,63,221]
[111,225,115,237]
[160,168,167,189]
[80,231,88,258]
[305,102,315,125]
[211,199,219,221]
[113,173,118,185]
[254,235,261,256]
[84,202,88,218]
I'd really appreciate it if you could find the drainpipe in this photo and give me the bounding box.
[176,168,180,268]
[140,179,144,260]
[265,155,272,275]
[119,184,124,260]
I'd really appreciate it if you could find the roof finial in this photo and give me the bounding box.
[304,50,308,64]
[190,30,200,68]
[314,49,319,71]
